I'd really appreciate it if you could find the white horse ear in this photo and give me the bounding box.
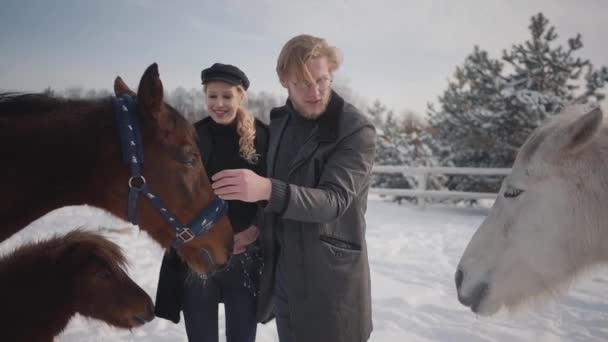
[561,107,603,154]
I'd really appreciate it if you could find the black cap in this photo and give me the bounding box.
[201,63,250,90]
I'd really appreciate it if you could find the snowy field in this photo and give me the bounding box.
[2,197,608,342]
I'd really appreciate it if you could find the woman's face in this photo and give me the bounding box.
[205,81,243,125]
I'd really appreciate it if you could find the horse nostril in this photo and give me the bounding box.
[146,302,155,321]
[458,282,489,312]
[455,269,464,291]
[133,303,155,326]
[469,282,489,313]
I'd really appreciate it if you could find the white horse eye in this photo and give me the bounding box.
[504,188,524,198]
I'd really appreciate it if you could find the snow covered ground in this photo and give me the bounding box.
[2,197,607,342]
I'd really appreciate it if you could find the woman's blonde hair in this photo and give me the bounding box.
[234,85,259,164]
[276,34,342,82]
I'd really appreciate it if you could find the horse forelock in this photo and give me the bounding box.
[518,127,552,164]
[519,107,607,166]
[162,103,196,138]
[61,230,129,272]
[164,103,181,124]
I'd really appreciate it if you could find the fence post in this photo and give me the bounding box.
[419,172,428,208]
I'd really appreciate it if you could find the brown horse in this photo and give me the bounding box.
[0,63,232,274]
[0,230,153,342]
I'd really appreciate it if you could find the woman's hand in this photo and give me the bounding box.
[233,224,260,254]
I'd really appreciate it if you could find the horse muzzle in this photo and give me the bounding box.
[455,269,490,314]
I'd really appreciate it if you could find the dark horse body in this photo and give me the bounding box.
[0,64,232,274]
[0,230,154,342]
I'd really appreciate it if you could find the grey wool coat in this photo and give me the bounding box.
[256,92,376,342]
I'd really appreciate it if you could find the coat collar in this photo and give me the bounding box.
[270,90,344,143]
[267,91,345,177]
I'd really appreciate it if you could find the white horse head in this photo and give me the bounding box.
[456,106,607,316]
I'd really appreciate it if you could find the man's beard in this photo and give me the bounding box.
[297,93,331,119]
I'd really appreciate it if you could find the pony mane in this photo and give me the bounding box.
[0,230,128,274]
[58,229,129,271]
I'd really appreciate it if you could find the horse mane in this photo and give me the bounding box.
[0,92,108,117]
[0,92,188,140]
[0,92,112,147]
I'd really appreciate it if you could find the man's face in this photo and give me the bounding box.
[281,56,333,119]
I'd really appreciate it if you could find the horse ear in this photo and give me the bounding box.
[561,107,603,154]
[137,63,164,121]
[114,76,136,96]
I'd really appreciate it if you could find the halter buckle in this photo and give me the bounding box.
[176,227,195,243]
[128,175,147,190]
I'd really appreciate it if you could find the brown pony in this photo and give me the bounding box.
[0,230,153,342]
[0,63,232,274]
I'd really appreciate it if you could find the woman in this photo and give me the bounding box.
[155,63,268,342]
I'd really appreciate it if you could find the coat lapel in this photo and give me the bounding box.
[267,109,290,178]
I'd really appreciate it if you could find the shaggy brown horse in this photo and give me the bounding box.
[0,63,232,274]
[0,230,153,342]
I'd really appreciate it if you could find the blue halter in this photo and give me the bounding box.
[112,95,228,249]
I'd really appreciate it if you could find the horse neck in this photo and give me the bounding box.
[0,250,75,340]
[0,99,122,241]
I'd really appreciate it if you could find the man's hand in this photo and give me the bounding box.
[211,169,272,202]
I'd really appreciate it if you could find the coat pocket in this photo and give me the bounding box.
[319,235,362,265]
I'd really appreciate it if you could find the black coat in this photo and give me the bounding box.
[256,92,376,342]
[154,116,268,323]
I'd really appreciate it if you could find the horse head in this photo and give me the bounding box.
[456,106,606,315]
[56,230,154,327]
[109,64,233,275]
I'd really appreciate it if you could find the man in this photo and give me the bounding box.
[211,34,376,342]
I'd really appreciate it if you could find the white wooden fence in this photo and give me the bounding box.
[370,165,511,200]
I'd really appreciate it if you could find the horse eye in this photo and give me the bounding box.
[178,147,198,166]
[97,270,112,280]
[504,188,524,198]
[183,153,197,166]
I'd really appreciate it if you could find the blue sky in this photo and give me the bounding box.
[1,0,606,115]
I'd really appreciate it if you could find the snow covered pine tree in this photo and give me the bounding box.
[372,102,446,203]
[428,13,608,194]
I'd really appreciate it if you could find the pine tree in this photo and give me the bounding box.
[367,99,387,128]
[372,107,445,203]
[42,86,55,97]
[428,13,608,193]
